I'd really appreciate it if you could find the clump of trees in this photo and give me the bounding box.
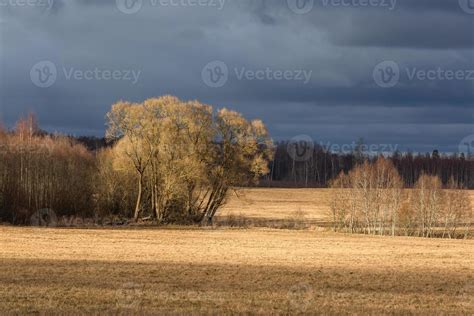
[0,114,96,224]
[330,157,472,238]
[403,176,472,238]
[0,97,273,225]
[330,158,403,235]
[102,96,273,225]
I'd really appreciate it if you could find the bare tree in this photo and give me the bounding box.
[329,157,403,236]
[441,178,472,238]
[410,174,443,237]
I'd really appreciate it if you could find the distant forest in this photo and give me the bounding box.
[75,136,474,189]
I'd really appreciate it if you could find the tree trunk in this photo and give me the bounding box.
[133,172,143,222]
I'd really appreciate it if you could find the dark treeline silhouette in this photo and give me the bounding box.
[75,136,109,151]
[262,142,474,189]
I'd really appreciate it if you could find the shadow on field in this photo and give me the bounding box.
[0,258,472,315]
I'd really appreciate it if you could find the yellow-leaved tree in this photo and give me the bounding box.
[104,96,273,224]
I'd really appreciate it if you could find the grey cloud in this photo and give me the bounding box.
[0,0,472,152]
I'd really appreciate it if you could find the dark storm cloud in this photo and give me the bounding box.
[0,0,472,152]
[76,0,115,6]
[320,11,474,49]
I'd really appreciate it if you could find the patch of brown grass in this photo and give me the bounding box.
[1,226,473,314]
[220,188,333,224]
[220,188,474,229]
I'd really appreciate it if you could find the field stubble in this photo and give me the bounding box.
[0,189,473,314]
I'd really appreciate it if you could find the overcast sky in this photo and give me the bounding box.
[0,0,473,153]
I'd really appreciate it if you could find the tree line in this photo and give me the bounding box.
[264,141,474,189]
[76,136,474,190]
[0,95,471,234]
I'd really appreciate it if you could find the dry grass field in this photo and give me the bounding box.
[220,188,474,225]
[220,188,333,222]
[1,189,473,315]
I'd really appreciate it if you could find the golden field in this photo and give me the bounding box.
[221,188,474,224]
[0,189,473,315]
[220,188,333,222]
